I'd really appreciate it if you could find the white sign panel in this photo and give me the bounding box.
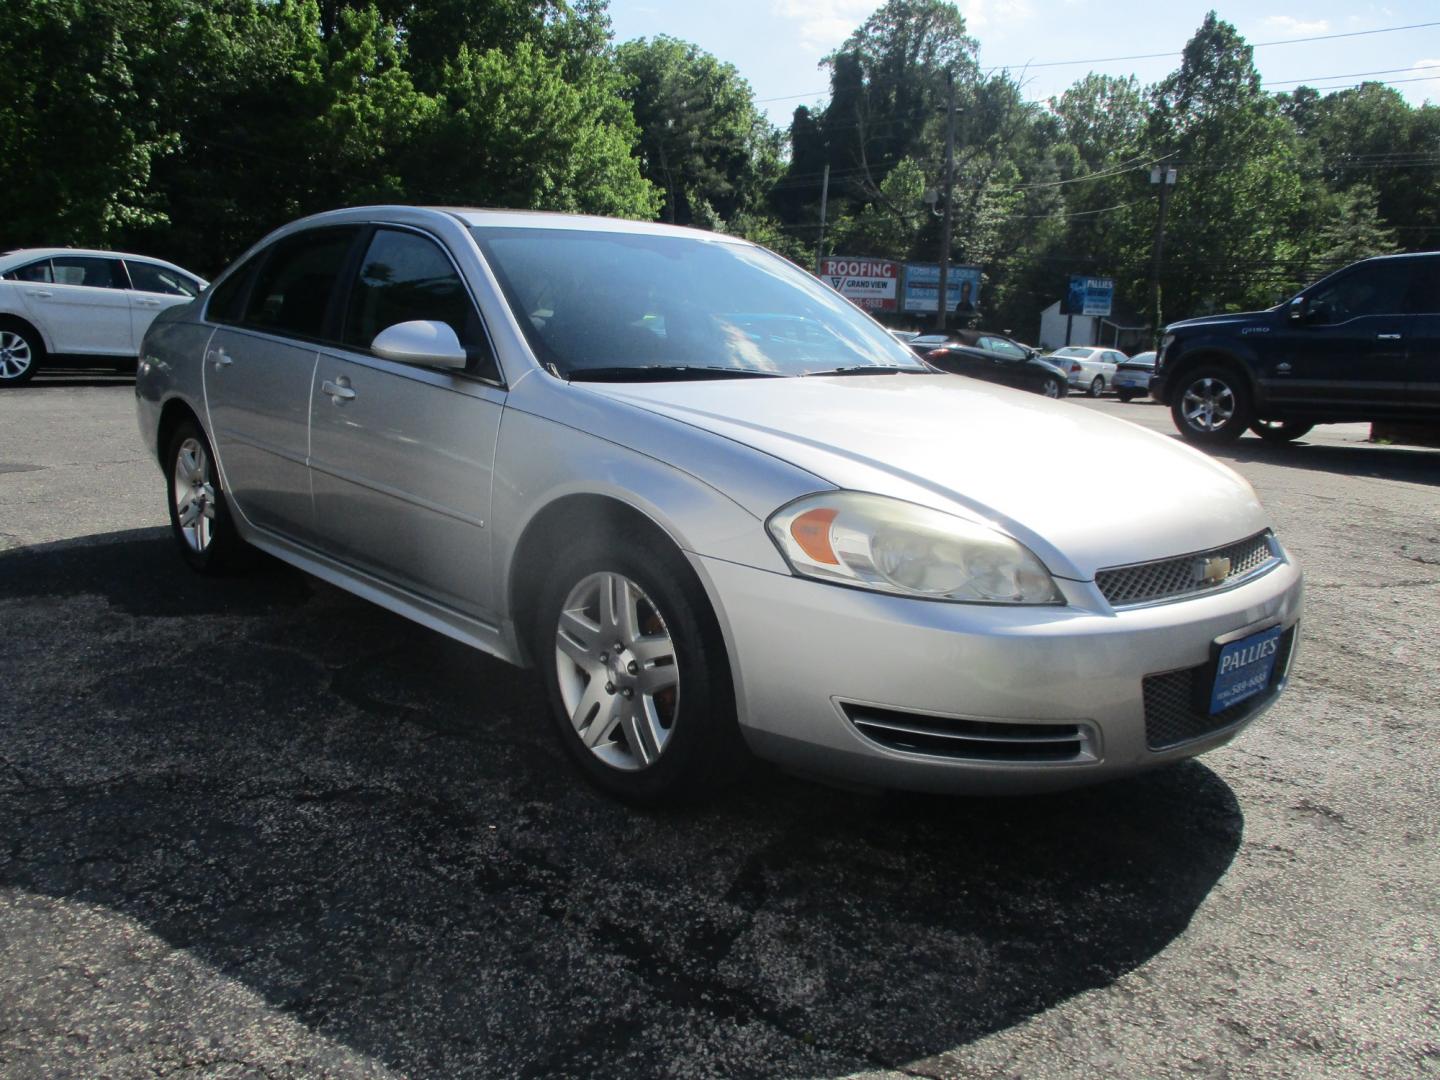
[819,258,899,312]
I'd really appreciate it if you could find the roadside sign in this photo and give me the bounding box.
[1064,275,1115,317]
[819,258,899,312]
[902,264,982,314]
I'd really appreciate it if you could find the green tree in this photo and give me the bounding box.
[1312,184,1399,270]
[616,36,781,226]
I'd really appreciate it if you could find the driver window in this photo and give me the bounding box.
[344,228,495,376]
[1308,262,1414,323]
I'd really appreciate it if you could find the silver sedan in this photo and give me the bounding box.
[136,207,1303,804]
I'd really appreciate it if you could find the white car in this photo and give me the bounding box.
[0,248,207,386]
[1049,346,1125,397]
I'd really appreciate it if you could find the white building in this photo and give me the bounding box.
[1038,301,1150,353]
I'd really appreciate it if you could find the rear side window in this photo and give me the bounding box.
[1405,260,1440,315]
[243,228,358,340]
[52,256,126,289]
[2,259,53,282]
[205,258,259,324]
[127,261,200,297]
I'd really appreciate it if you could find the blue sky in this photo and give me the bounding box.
[606,1,1440,127]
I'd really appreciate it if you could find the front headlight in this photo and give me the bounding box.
[766,492,1062,604]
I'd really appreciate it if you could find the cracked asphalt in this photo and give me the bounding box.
[1,376,1437,1078]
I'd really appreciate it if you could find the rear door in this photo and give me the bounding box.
[204,227,361,543]
[308,225,504,617]
[25,256,134,355]
[1403,259,1440,411]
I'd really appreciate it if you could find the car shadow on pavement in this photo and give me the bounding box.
[0,529,1245,1078]
[1194,437,1440,486]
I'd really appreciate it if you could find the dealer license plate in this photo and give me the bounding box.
[1210,625,1283,714]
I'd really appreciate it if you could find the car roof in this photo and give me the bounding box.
[0,247,199,275]
[275,205,751,245]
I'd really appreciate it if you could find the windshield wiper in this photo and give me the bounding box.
[567,365,784,382]
[801,365,927,377]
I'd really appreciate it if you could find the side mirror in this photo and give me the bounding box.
[1287,298,1307,323]
[371,320,468,370]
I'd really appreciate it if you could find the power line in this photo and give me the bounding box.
[753,19,1440,104]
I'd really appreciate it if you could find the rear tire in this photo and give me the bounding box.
[1250,419,1313,444]
[0,326,42,387]
[536,533,745,805]
[1116,389,1136,403]
[165,419,250,574]
[1171,365,1253,444]
[1087,375,1105,398]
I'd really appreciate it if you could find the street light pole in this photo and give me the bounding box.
[1149,163,1177,347]
[934,72,956,332]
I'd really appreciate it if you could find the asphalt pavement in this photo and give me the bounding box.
[1,376,1436,1079]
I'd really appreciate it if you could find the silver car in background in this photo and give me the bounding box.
[136,207,1303,804]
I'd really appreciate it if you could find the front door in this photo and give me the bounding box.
[307,226,504,618]
[1266,259,1419,415]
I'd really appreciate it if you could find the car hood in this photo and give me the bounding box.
[581,374,1268,582]
[1167,309,1277,331]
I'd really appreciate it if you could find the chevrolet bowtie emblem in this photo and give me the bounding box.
[1195,556,1232,586]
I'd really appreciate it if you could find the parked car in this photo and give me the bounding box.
[137,206,1302,805]
[1112,351,1157,402]
[888,328,920,345]
[922,342,1069,398]
[1047,345,1124,397]
[0,248,207,385]
[1152,251,1440,443]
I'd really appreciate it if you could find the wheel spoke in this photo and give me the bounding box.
[629,634,673,667]
[621,702,661,766]
[178,499,200,527]
[638,661,678,696]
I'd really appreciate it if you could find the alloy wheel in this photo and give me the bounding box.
[1180,377,1236,432]
[0,331,33,380]
[1043,378,1062,398]
[554,571,680,771]
[172,437,217,552]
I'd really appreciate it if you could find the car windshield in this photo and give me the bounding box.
[1129,352,1157,365]
[471,226,926,379]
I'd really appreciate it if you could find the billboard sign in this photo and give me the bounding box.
[902,263,982,315]
[819,258,899,312]
[1065,275,1115,317]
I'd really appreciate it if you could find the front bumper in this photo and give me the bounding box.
[697,554,1303,794]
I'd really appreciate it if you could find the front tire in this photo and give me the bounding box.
[1250,419,1313,444]
[0,326,42,386]
[1087,375,1105,398]
[165,419,249,574]
[1040,376,1064,399]
[536,535,744,804]
[1171,365,1253,444]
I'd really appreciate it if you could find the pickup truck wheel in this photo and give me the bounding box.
[1250,420,1314,444]
[1087,375,1105,398]
[537,535,746,805]
[1171,366,1252,444]
[0,327,41,386]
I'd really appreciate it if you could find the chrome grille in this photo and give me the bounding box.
[1097,532,1278,608]
[842,704,1095,763]
[1143,626,1296,749]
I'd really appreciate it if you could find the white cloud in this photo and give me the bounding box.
[1412,58,1440,78]
[770,0,876,53]
[772,0,1035,53]
[1260,15,1331,36]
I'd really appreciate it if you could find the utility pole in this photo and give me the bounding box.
[1149,163,1177,347]
[814,162,831,274]
[934,72,957,332]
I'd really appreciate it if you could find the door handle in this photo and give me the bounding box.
[206,348,232,370]
[136,297,163,306]
[1376,333,1403,341]
[322,378,356,402]
[27,290,53,298]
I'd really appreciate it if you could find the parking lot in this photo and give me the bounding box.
[1,375,1437,1078]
